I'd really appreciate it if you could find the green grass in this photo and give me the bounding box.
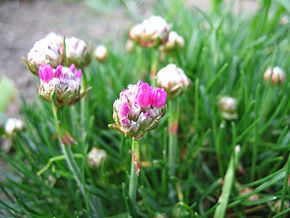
[1,0,290,217]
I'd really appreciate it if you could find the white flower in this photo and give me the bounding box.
[5,118,25,135]
[88,147,107,167]
[219,96,238,120]
[156,64,190,96]
[263,66,286,85]
[94,45,108,61]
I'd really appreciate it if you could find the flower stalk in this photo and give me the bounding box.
[129,139,140,215]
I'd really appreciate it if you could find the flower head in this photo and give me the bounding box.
[156,64,190,97]
[94,45,108,62]
[24,33,64,75]
[263,66,286,85]
[38,64,83,106]
[5,118,25,135]
[219,96,238,120]
[129,16,170,48]
[88,147,107,168]
[65,36,91,67]
[109,81,167,140]
[159,31,184,52]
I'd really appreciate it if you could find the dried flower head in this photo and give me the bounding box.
[88,147,107,168]
[38,64,85,106]
[129,16,170,48]
[94,45,108,62]
[263,67,286,85]
[65,36,91,67]
[219,96,238,120]
[156,64,190,97]
[159,31,184,52]
[24,33,64,75]
[5,118,25,135]
[109,81,167,140]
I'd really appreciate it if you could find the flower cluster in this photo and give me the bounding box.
[129,16,185,51]
[129,16,170,48]
[65,36,91,67]
[88,147,107,168]
[24,33,91,76]
[94,45,108,62]
[109,81,167,140]
[24,33,64,75]
[156,64,190,97]
[38,64,83,106]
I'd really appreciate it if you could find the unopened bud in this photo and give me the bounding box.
[94,45,108,62]
[125,40,135,53]
[263,67,286,85]
[219,96,238,120]
[88,147,107,168]
[156,64,190,97]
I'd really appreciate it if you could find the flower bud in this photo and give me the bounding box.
[88,147,107,168]
[263,67,286,85]
[94,45,108,62]
[24,33,64,76]
[159,31,184,52]
[125,40,135,53]
[65,36,91,67]
[38,64,84,106]
[219,96,238,120]
[5,118,25,135]
[109,81,167,140]
[129,16,170,48]
[156,64,190,97]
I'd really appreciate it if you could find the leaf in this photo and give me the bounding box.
[0,77,16,112]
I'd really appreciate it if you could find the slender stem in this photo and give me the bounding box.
[168,99,179,202]
[51,100,99,217]
[150,49,159,86]
[280,154,290,214]
[210,0,222,13]
[129,139,140,216]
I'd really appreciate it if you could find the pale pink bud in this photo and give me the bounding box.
[129,16,170,48]
[156,64,190,97]
[160,31,184,52]
[65,36,91,67]
[219,96,238,120]
[263,67,286,85]
[109,81,167,140]
[125,40,135,53]
[94,45,108,62]
[88,147,107,168]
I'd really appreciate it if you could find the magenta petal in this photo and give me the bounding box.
[151,88,167,108]
[136,81,153,107]
[120,103,130,117]
[69,64,76,74]
[38,64,53,83]
[75,69,82,79]
[54,65,63,78]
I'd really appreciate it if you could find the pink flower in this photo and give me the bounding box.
[109,80,167,140]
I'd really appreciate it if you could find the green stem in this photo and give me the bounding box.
[150,49,159,86]
[51,99,99,217]
[168,99,179,202]
[280,154,290,214]
[210,0,222,13]
[129,139,140,216]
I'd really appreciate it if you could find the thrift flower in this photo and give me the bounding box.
[263,66,286,85]
[65,36,91,67]
[160,31,184,52]
[38,64,84,106]
[88,147,107,168]
[109,81,167,140]
[94,45,108,62]
[156,64,190,97]
[219,96,238,120]
[24,33,64,75]
[129,16,170,48]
